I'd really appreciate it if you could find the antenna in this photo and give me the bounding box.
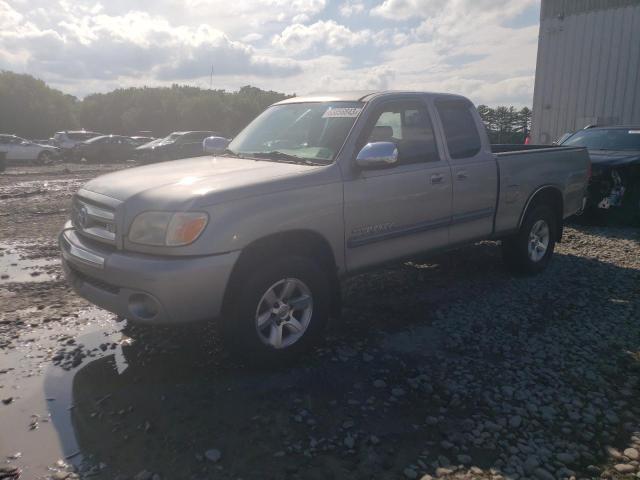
[209,64,214,90]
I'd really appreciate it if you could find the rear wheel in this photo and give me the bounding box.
[223,255,330,363]
[502,204,557,275]
[36,151,52,165]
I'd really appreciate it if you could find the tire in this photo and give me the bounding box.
[36,151,52,165]
[223,255,330,363]
[502,204,557,275]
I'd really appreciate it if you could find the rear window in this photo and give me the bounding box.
[436,101,482,159]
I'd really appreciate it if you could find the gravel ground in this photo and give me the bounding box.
[0,163,639,480]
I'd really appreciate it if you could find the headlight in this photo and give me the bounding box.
[128,212,208,246]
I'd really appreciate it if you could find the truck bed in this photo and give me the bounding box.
[490,144,590,235]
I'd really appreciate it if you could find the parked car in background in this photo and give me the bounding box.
[53,130,102,158]
[135,131,217,163]
[559,126,640,219]
[73,135,137,163]
[32,138,56,146]
[0,134,60,164]
[60,91,589,361]
[129,136,155,147]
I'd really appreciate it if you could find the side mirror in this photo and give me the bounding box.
[355,142,398,169]
[203,136,230,155]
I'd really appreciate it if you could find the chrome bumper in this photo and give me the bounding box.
[59,222,240,324]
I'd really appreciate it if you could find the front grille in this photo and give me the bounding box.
[72,196,117,247]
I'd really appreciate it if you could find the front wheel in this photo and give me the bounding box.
[502,205,557,275]
[223,256,330,363]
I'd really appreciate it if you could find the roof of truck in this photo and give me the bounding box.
[274,90,469,105]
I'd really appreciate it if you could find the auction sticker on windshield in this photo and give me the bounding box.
[322,107,362,118]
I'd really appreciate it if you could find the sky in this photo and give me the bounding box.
[0,0,541,106]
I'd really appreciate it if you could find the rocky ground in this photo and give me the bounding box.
[0,163,639,480]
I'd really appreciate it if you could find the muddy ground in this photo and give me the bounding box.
[1,162,639,480]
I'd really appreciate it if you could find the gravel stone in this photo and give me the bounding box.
[614,463,636,473]
[204,449,222,463]
[403,467,418,479]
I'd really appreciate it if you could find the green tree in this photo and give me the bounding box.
[0,71,77,138]
[477,105,532,144]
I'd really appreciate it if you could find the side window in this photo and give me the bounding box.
[182,133,203,143]
[363,102,439,165]
[435,100,481,159]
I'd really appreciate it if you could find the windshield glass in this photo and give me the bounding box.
[562,128,640,150]
[228,101,364,163]
[158,133,182,144]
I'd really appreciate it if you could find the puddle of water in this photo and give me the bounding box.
[0,308,126,477]
[0,244,59,284]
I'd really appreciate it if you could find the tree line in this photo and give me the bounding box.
[0,71,289,139]
[1,70,532,144]
[477,104,532,144]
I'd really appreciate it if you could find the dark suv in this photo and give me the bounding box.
[135,131,218,163]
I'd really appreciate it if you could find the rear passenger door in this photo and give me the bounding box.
[343,98,452,271]
[434,99,498,244]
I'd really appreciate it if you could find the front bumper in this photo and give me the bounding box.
[59,223,240,324]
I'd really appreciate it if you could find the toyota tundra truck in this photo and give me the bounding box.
[59,91,590,360]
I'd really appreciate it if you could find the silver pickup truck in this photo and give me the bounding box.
[60,91,590,360]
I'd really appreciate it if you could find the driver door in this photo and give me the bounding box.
[343,98,453,271]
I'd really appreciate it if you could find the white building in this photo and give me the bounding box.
[531,0,640,144]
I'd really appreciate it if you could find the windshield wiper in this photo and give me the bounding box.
[245,151,326,165]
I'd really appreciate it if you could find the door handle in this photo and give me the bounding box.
[456,171,468,180]
[430,173,444,184]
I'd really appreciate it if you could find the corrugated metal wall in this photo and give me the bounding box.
[531,0,640,144]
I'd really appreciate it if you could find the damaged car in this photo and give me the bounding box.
[560,126,640,223]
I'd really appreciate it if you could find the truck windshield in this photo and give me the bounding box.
[562,128,640,151]
[227,101,364,164]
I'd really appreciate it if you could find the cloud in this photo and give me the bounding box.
[0,0,540,106]
[0,1,22,29]
[371,0,534,22]
[272,20,375,54]
[339,0,365,17]
[241,33,264,43]
[0,7,300,83]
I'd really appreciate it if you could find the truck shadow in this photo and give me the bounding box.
[50,238,640,480]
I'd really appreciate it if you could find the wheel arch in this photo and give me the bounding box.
[518,185,564,241]
[222,229,341,318]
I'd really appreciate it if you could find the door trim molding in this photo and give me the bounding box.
[347,207,494,248]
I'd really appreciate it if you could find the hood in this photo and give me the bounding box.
[587,149,640,168]
[80,155,328,208]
